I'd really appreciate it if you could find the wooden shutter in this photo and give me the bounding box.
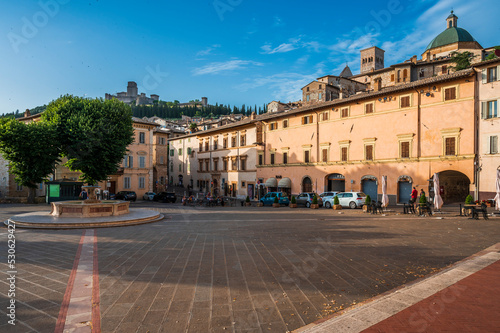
[304,150,310,163]
[401,142,409,158]
[341,147,347,161]
[365,104,373,114]
[366,145,373,160]
[322,149,328,162]
[481,102,487,119]
[445,137,455,155]
[391,74,395,82]
[482,69,487,84]
[309,115,313,123]
[129,156,133,168]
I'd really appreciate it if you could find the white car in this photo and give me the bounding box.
[319,191,338,208]
[142,192,156,201]
[326,192,367,209]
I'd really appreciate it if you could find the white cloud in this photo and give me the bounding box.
[192,59,263,76]
[261,42,297,54]
[195,44,221,58]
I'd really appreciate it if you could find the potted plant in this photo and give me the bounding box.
[272,196,280,208]
[245,195,251,206]
[332,195,342,210]
[465,194,474,205]
[290,195,297,208]
[310,194,319,209]
[363,195,372,213]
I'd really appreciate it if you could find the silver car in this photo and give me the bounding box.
[335,192,367,209]
[319,191,338,208]
[142,192,156,201]
[296,192,323,207]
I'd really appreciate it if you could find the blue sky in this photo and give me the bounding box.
[1,0,499,114]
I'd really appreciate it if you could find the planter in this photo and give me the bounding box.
[333,204,342,210]
[289,203,297,208]
[310,204,319,209]
[363,205,370,213]
[245,202,252,207]
[257,202,264,207]
[272,203,280,208]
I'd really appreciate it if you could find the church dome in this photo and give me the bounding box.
[424,27,477,52]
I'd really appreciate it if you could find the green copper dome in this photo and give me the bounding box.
[424,27,477,52]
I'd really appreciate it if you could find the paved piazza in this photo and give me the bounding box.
[0,202,499,332]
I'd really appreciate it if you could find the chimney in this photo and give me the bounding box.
[250,112,256,120]
[411,55,417,64]
[24,109,30,117]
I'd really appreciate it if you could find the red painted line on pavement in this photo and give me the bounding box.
[55,231,86,333]
[92,229,101,333]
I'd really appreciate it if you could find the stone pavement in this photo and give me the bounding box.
[0,202,499,332]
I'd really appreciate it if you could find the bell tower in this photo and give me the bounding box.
[446,10,457,29]
[360,46,385,74]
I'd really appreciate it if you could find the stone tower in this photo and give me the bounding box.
[127,81,138,97]
[360,46,385,74]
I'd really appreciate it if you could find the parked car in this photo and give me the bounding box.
[143,192,156,201]
[296,193,323,207]
[115,191,137,202]
[260,192,290,206]
[319,191,338,208]
[335,192,367,209]
[154,192,177,203]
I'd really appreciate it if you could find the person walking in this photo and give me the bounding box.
[80,189,88,200]
[411,186,418,208]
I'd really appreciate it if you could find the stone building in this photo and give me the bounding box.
[105,81,160,105]
[152,128,170,193]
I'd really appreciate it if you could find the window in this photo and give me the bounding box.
[16,184,23,191]
[283,152,288,164]
[199,160,203,172]
[258,154,263,166]
[178,148,182,156]
[302,115,313,124]
[160,137,165,145]
[170,163,173,172]
[223,138,228,148]
[270,153,275,165]
[306,87,310,92]
[231,158,237,170]
[231,136,237,147]
[322,149,328,162]
[139,156,145,168]
[319,84,322,89]
[444,87,456,101]
[205,142,209,151]
[365,103,374,114]
[139,177,145,189]
[304,150,310,163]
[223,159,228,171]
[441,65,447,74]
[402,69,408,81]
[482,101,498,119]
[401,141,410,158]
[160,156,164,164]
[341,147,348,161]
[170,149,174,156]
[187,147,192,155]
[419,69,425,78]
[214,159,219,171]
[341,108,349,118]
[199,143,203,152]
[283,119,289,128]
[240,159,246,170]
[139,132,145,143]
[214,140,218,150]
[240,135,246,146]
[306,95,310,102]
[178,164,181,172]
[445,137,456,156]
[401,96,410,108]
[365,145,373,160]
[269,122,278,131]
[322,111,329,121]
[391,74,395,82]
[205,160,210,171]
[487,67,497,82]
[490,136,498,154]
[128,156,133,168]
[124,177,131,189]
[318,92,323,100]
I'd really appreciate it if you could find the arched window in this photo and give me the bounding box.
[302,177,312,192]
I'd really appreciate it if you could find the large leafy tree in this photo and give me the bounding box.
[0,118,60,203]
[450,51,476,71]
[43,95,134,185]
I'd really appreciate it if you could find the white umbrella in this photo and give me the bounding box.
[494,169,500,211]
[381,175,389,208]
[433,173,444,210]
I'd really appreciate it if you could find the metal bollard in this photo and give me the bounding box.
[459,204,462,216]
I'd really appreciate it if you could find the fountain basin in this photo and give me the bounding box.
[50,200,130,217]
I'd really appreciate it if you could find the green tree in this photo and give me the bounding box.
[43,95,134,185]
[189,123,197,132]
[486,46,500,60]
[450,51,476,71]
[0,118,60,203]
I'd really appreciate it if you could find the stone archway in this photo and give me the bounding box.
[325,173,346,192]
[302,176,312,193]
[436,171,470,203]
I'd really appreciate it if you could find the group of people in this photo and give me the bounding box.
[410,186,427,208]
[181,192,225,206]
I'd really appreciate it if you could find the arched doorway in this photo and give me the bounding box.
[398,175,413,203]
[361,175,378,201]
[326,173,346,192]
[436,171,470,203]
[302,177,312,193]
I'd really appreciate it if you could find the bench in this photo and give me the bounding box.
[417,202,432,216]
[403,201,416,214]
[470,203,489,220]
[371,201,383,214]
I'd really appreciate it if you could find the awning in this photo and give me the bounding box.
[265,178,278,187]
[278,177,291,188]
